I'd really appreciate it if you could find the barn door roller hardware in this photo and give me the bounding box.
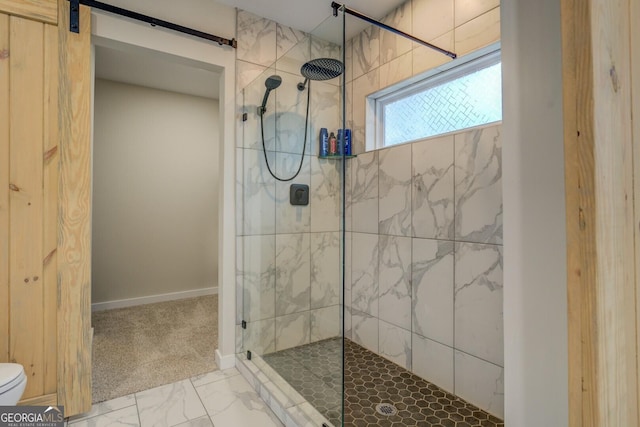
[70,0,80,32]
[68,0,237,49]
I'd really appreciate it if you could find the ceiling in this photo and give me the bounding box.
[94,0,406,99]
[95,45,221,99]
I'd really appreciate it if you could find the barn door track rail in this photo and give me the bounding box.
[68,0,237,48]
[330,1,456,59]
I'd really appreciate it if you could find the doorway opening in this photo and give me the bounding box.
[90,42,221,403]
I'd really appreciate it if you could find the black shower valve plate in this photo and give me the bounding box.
[290,184,309,206]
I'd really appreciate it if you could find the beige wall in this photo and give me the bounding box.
[92,79,219,304]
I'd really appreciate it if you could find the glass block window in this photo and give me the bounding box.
[375,52,502,148]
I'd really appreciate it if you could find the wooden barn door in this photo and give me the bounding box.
[57,0,93,416]
[0,0,92,416]
[0,2,60,406]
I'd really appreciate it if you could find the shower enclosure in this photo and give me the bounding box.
[236,3,505,426]
[236,10,346,426]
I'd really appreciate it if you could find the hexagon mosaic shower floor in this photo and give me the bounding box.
[262,338,504,427]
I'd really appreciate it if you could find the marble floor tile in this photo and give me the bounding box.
[69,394,136,424]
[68,405,140,427]
[173,416,213,427]
[195,374,283,427]
[70,368,287,427]
[190,367,240,388]
[136,379,206,427]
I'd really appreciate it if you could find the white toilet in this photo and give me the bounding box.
[0,363,27,405]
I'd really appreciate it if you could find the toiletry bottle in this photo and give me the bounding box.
[319,128,329,157]
[337,129,344,156]
[344,129,352,156]
[328,132,337,155]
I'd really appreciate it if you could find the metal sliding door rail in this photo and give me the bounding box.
[68,0,237,48]
[331,1,456,59]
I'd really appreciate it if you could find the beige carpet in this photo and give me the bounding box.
[91,295,218,403]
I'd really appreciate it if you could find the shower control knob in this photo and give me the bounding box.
[289,184,309,206]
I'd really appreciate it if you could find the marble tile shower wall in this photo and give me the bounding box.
[344,0,501,155]
[345,126,503,417]
[234,10,343,359]
[344,0,503,419]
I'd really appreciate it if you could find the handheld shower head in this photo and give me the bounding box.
[259,75,282,115]
[265,74,283,90]
[297,58,344,91]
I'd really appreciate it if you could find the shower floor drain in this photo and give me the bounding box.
[375,403,398,416]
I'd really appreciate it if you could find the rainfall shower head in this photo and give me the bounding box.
[259,74,282,115]
[297,58,344,91]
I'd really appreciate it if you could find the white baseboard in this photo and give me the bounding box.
[215,349,236,370]
[92,287,218,312]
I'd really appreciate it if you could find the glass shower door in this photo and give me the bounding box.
[237,10,347,427]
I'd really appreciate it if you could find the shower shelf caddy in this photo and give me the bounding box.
[318,154,357,159]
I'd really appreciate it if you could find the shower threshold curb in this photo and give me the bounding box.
[236,352,335,427]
